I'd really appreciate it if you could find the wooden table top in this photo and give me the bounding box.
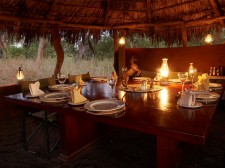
[5,80,220,145]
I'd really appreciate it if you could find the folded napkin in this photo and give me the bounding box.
[196,73,209,91]
[75,75,85,85]
[178,89,196,107]
[29,81,45,96]
[70,86,87,104]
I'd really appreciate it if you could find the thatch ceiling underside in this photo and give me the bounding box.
[0,0,225,45]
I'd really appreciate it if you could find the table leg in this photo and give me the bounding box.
[157,136,184,168]
[58,114,110,161]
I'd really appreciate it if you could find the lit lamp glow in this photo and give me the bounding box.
[205,34,213,44]
[160,58,169,85]
[16,67,24,82]
[118,37,125,46]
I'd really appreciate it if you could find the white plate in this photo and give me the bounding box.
[177,102,202,108]
[68,100,89,106]
[40,98,68,103]
[86,107,126,116]
[84,99,125,112]
[132,77,151,81]
[40,92,69,100]
[25,93,44,98]
[209,83,222,88]
[195,92,220,100]
[48,84,75,91]
[190,90,210,94]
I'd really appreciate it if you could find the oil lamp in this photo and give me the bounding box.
[160,58,169,85]
[118,36,125,46]
[16,67,24,82]
[205,34,213,44]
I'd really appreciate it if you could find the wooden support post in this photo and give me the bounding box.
[113,30,119,75]
[118,30,126,77]
[50,27,64,77]
[118,46,125,77]
[181,26,188,47]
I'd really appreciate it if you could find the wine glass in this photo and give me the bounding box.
[178,72,188,94]
[57,73,66,87]
[189,68,197,85]
[108,77,116,98]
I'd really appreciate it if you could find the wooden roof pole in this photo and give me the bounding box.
[208,0,224,26]
[113,30,119,75]
[50,27,64,77]
[118,30,126,77]
[146,0,152,22]
[181,25,188,47]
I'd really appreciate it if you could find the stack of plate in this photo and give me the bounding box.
[196,92,220,103]
[84,99,125,116]
[209,83,223,91]
[191,91,220,103]
[40,92,69,104]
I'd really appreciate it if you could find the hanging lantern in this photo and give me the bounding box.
[118,36,125,46]
[205,34,213,44]
[16,67,24,81]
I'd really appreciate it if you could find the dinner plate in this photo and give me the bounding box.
[196,92,220,102]
[84,99,125,112]
[40,98,68,103]
[48,84,75,91]
[25,93,44,98]
[209,83,222,88]
[40,92,69,100]
[132,77,151,81]
[86,107,126,116]
[177,102,202,108]
[68,100,89,106]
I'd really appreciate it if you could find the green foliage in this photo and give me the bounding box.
[93,35,114,59]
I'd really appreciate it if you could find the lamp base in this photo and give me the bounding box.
[160,78,169,86]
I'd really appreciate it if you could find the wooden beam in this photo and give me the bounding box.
[113,15,225,29]
[113,30,119,75]
[102,0,111,26]
[146,0,152,22]
[153,0,199,12]
[208,0,224,26]
[0,14,110,30]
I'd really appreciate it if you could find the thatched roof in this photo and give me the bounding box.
[0,0,225,45]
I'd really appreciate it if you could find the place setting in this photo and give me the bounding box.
[49,73,76,91]
[84,98,126,117]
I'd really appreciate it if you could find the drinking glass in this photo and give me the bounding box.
[108,78,116,98]
[178,72,188,94]
[189,68,197,84]
[57,73,66,87]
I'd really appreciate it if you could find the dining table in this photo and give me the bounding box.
[5,79,223,168]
